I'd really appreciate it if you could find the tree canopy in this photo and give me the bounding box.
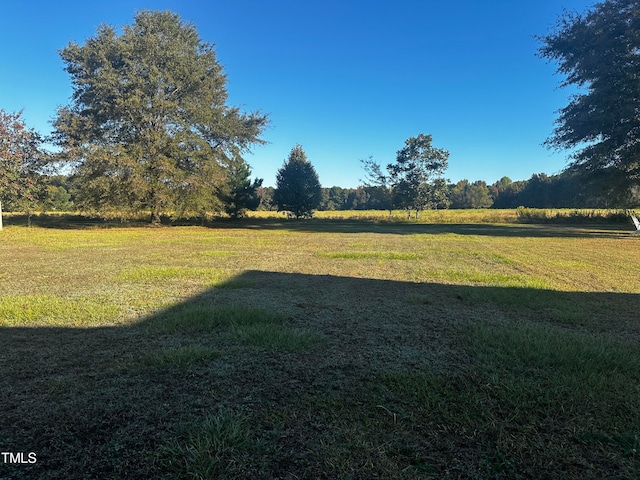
[538,0,640,203]
[0,109,47,224]
[360,135,449,217]
[388,134,449,217]
[274,145,322,218]
[449,180,492,209]
[53,10,268,222]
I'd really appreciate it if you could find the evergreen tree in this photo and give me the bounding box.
[274,145,321,218]
[218,154,262,218]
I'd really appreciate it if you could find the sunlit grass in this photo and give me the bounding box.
[249,208,519,223]
[0,295,122,327]
[119,266,227,284]
[317,251,421,260]
[248,207,638,225]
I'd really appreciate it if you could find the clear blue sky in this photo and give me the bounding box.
[1,0,594,187]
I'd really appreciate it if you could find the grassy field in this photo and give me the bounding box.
[1,213,639,479]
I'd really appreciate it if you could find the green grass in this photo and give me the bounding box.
[249,207,638,225]
[234,323,324,351]
[147,304,284,334]
[317,251,421,260]
[119,265,229,286]
[146,303,324,352]
[156,407,255,479]
[465,322,640,456]
[139,346,222,370]
[0,294,122,326]
[1,213,639,479]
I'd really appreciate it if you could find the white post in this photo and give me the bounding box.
[0,200,3,231]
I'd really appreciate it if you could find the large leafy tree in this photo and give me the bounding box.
[388,134,449,218]
[274,145,322,218]
[53,10,268,222]
[360,136,449,217]
[0,109,47,227]
[538,0,640,203]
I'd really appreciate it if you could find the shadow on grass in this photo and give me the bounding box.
[2,270,640,479]
[224,217,636,238]
[6,212,639,238]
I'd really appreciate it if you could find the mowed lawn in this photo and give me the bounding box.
[1,217,639,479]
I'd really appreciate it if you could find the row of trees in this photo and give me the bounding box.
[2,2,640,223]
[1,103,636,221]
[7,152,627,219]
[257,170,633,213]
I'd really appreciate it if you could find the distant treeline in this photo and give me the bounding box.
[256,171,640,211]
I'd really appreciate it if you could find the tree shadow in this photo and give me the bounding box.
[12,212,638,239]
[224,218,635,238]
[2,270,639,478]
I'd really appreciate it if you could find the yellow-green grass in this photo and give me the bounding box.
[1,215,639,479]
[5,207,637,227]
[248,208,518,223]
[247,207,638,224]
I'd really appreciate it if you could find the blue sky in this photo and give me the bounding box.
[1,0,594,187]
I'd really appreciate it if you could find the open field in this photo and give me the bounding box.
[256,207,639,225]
[5,206,637,227]
[1,215,640,478]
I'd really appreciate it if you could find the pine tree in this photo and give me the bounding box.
[218,154,263,218]
[274,145,322,218]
